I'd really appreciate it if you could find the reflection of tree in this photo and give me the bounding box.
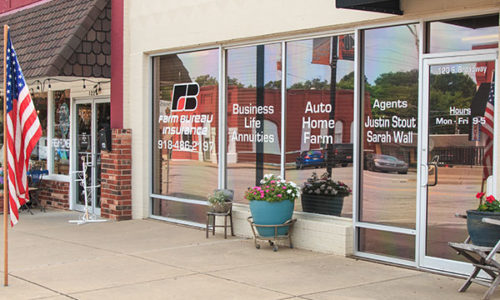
[195,74,218,86]
[429,73,476,134]
[370,70,419,122]
[264,80,281,89]
[290,78,330,90]
[337,71,372,92]
[227,77,245,88]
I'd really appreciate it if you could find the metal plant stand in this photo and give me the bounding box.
[69,153,107,225]
[247,217,296,252]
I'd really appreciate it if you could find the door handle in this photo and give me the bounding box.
[427,162,438,187]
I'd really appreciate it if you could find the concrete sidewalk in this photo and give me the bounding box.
[0,210,497,300]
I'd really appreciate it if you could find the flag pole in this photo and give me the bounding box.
[3,24,8,287]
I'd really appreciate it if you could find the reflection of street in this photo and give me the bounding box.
[361,169,417,228]
[426,166,483,261]
[159,161,482,263]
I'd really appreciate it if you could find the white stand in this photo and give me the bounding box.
[69,153,107,225]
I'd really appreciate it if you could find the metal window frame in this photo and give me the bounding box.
[147,11,500,270]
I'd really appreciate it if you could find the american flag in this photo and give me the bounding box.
[481,75,494,180]
[5,29,42,226]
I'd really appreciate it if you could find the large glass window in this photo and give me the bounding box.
[53,90,70,175]
[30,92,48,170]
[428,14,498,53]
[226,44,282,203]
[285,35,355,217]
[152,49,219,204]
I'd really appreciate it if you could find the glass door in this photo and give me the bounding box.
[419,54,496,274]
[73,99,110,215]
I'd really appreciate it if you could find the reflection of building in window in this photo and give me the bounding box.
[335,120,343,144]
[251,120,280,155]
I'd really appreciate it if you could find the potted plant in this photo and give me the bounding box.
[467,193,500,247]
[207,190,232,213]
[245,174,300,237]
[301,172,351,216]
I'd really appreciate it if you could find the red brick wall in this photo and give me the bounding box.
[100,129,132,220]
[0,180,69,212]
[39,180,70,210]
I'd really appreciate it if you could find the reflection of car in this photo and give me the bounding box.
[296,150,325,169]
[365,154,408,174]
[332,143,353,167]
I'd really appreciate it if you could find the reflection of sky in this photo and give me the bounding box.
[286,38,354,88]
[227,44,282,86]
[178,49,219,82]
[430,22,498,53]
[364,25,419,84]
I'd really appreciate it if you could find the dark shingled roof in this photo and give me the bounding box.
[0,0,110,79]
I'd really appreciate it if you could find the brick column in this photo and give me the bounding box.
[100,129,132,220]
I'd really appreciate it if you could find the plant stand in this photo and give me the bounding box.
[247,217,296,252]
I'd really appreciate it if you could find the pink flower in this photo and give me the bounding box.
[282,186,286,189]
[486,195,495,203]
[277,194,282,198]
[266,185,270,188]
[266,189,269,193]
[476,192,485,199]
[261,195,264,198]
[271,180,275,183]
[253,192,257,195]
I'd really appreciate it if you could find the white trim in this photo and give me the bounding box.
[281,41,286,179]
[352,28,361,258]
[418,53,498,273]
[355,222,417,235]
[494,61,499,197]
[150,194,208,206]
[218,45,226,189]
[415,20,425,268]
[354,251,417,268]
[150,215,205,228]
[422,49,498,60]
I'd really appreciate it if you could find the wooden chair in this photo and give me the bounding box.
[448,217,500,300]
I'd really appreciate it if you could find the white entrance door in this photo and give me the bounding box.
[72,99,110,215]
[419,53,497,274]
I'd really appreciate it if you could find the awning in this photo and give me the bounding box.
[336,0,403,15]
[0,0,111,79]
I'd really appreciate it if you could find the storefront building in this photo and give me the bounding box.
[0,0,130,220]
[125,0,499,275]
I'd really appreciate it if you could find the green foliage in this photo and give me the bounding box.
[476,193,500,212]
[245,174,300,202]
[227,77,245,88]
[195,75,218,87]
[369,70,418,121]
[290,78,330,90]
[264,80,281,89]
[207,190,229,205]
[302,172,351,197]
[428,73,476,134]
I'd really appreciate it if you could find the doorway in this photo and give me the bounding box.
[72,99,111,215]
[419,53,497,274]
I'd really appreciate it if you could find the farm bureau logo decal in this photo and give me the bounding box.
[171,83,199,111]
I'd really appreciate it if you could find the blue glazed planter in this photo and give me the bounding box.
[249,200,294,237]
[466,210,500,247]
